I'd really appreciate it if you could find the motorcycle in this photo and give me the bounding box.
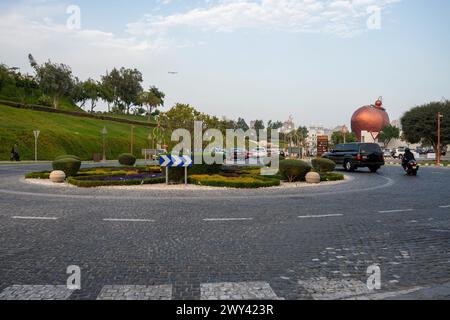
[404,160,419,176]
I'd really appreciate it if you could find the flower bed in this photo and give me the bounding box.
[67,174,165,188]
[189,174,280,189]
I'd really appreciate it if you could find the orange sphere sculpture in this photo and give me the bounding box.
[351,100,390,141]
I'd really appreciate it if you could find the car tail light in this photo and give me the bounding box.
[356,154,362,161]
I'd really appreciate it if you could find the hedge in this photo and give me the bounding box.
[67,176,165,188]
[189,174,280,189]
[312,158,336,173]
[118,153,137,166]
[320,172,345,182]
[52,158,81,176]
[25,171,50,179]
[279,159,312,182]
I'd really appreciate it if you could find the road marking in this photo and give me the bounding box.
[103,218,155,222]
[378,209,414,213]
[0,285,73,300]
[97,285,172,300]
[12,216,59,220]
[203,218,254,222]
[439,205,450,208]
[298,214,343,219]
[201,281,282,300]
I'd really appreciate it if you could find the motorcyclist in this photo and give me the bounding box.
[402,148,415,169]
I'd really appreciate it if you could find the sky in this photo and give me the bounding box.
[0,0,449,128]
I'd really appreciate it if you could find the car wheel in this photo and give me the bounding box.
[369,166,379,173]
[344,160,354,172]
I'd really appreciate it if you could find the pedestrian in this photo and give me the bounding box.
[12,144,20,161]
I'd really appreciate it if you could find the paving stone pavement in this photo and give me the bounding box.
[0,165,449,300]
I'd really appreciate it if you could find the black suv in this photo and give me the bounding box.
[323,143,385,173]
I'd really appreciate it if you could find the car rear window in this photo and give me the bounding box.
[360,144,382,153]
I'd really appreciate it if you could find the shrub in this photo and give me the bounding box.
[55,155,81,161]
[118,153,136,166]
[37,95,53,107]
[189,174,280,189]
[52,158,81,176]
[312,158,336,173]
[279,159,312,182]
[320,172,345,182]
[25,171,50,179]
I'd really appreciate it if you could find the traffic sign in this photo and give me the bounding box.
[159,155,193,168]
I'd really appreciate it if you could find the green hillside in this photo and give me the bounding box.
[0,104,158,161]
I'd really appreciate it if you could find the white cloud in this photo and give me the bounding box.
[127,0,400,38]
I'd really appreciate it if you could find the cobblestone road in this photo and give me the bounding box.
[0,164,449,300]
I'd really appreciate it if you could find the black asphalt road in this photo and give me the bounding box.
[0,163,449,300]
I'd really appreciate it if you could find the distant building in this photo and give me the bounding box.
[280,115,296,134]
[306,125,325,156]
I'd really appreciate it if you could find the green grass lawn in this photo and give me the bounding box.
[0,104,159,161]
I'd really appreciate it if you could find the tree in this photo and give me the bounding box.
[119,68,143,114]
[252,120,265,131]
[72,79,88,110]
[83,79,102,113]
[101,67,143,114]
[331,131,358,146]
[99,79,114,113]
[267,120,283,131]
[401,100,450,153]
[379,124,400,148]
[28,54,74,109]
[295,126,309,148]
[236,118,249,131]
[138,86,165,120]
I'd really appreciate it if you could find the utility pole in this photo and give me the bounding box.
[130,125,135,155]
[33,130,40,162]
[101,127,108,162]
[437,112,443,166]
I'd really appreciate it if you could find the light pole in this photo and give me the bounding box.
[130,125,135,155]
[101,127,108,162]
[341,126,348,144]
[437,112,443,166]
[33,130,40,162]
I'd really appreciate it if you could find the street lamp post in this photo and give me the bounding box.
[437,112,443,166]
[341,126,348,144]
[130,125,135,155]
[101,127,108,162]
[33,130,40,162]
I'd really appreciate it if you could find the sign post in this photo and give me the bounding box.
[33,130,40,162]
[317,135,329,157]
[159,155,193,185]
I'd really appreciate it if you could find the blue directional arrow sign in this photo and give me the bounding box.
[159,155,193,167]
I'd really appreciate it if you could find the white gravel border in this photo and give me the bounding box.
[23,175,350,191]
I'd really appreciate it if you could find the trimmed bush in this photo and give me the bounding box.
[55,155,80,161]
[189,174,280,189]
[312,158,336,173]
[25,171,50,179]
[279,159,312,182]
[118,153,136,166]
[52,158,81,177]
[320,172,345,182]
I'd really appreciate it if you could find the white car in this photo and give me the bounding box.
[250,147,268,158]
